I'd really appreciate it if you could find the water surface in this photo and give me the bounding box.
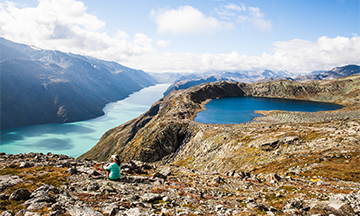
[0,84,169,158]
[195,96,343,124]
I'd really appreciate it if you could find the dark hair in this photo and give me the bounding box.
[112,155,121,166]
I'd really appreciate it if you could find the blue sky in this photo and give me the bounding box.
[0,0,359,73]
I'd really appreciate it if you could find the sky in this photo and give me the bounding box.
[0,0,359,74]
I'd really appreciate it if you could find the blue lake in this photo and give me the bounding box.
[195,96,344,124]
[0,84,170,158]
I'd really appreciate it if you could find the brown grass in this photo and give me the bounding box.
[252,150,360,182]
[150,187,168,194]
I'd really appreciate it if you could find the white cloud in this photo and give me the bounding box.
[225,3,246,12]
[267,35,360,71]
[247,7,272,30]
[0,1,358,74]
[115,30,129,39]
[156,40,170,47]
[216,3,272,30]
[151,5,233,35]
[122,35,360,74]
[0,0,155,62]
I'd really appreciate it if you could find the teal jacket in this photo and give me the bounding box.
[104,162,121,180]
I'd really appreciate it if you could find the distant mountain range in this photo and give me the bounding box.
[163,65,360,95]
[254,64,360,83]
[0,38,157,129]
[163,69,294,96]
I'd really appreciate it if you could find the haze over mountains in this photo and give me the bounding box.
[0,37,157,129]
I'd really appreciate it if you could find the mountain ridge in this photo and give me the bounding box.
[0,38,157,129]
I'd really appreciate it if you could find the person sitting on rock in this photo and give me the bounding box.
[103,155,121,180]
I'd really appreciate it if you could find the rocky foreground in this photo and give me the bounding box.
[1,152,360,215]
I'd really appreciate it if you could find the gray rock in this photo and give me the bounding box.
[24,213,40,216]
[215,204,223,210]
[316,180,329,186]
[212,176,225,184]
[19,161,33,168]
[266,173,282,184]
[66,167,78,175]
[102,204,118,216]
[14,210,27,216]
[87,182,100,191]
[236,171,252,179]
[308,200,356,216]
[24,185,55,205]
[0,175,23,192]
[0,193,10,200]
[56,193,76,206]
[283,198,303,210]
[49,211,63,216]
[152,168,171,179]
[152,172,167,179]
[100,184,116,193]
[66,205,104,216]
[226,170,236,177]
[77,167,95,175]
[140,193,162,202]
[9,188,31,201]
[279,136,299,144]
[0,211,14,216]
[124,207,146,216]
[24,192,54,205]
[50,203,64,211]
[26,202,50,210]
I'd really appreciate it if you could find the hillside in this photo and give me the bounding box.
[80,75,360,172]
[0,38,157,129]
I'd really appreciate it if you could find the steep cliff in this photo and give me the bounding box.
[80,76,360,174]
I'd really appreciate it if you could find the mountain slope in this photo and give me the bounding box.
[0,38,157,129]
[79,75,360,173]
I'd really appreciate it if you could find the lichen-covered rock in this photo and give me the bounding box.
[140,193,162,202]
[66,206,104,216]
[9,188,31,201]
[0,175,23,193]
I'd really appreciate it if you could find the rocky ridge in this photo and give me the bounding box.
[1,152,360,215]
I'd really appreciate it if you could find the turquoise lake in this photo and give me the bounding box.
[195,96,343,124]
[0,84,170,158]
